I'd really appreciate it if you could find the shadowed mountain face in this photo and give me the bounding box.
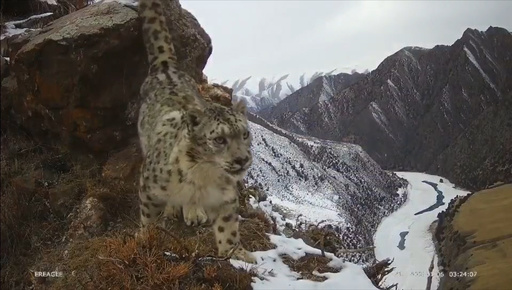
[260,27,512,191]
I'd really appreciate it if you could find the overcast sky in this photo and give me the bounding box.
[181,1,512,85]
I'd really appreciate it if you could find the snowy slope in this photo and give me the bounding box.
[246,116,407,262]
[248,121,343,224]
[374,172,471,290]
[232,232,378,290]
[240,172,470,289]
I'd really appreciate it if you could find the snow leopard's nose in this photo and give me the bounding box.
[234,156,250,167]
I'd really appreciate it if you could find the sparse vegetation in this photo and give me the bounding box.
[281,253,341,282]
[363,258,397,290]
[0,123,275,289]
[43,226,258,289]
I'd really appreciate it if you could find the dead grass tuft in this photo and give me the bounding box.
[49,226,255,289]
[1,124,276,289]
[363,258,397,290]
[0,130,70,289]
[281,253,341,282]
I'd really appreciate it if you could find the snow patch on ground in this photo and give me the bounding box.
[247,122,344,225]
[405,46,430,51]
[440,86,452,123]
[251,235,377,289]
[318,77,335,102]
[369,102,389,128]
[1,12,53,40]
[482,49,501,74]
[95,0,139,5]
[369,101,396,141]
[386,79,407,122]
[402,49,421,70]
[39,0,57,4]
[387,79,398,93]
[461,87,470,102]
[374,172,471,290]
[464,46,498,93]
[232,229,377,289]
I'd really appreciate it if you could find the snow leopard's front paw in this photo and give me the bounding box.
[222,246,257,264]
[183,204,208,226]
[163,204,181,219]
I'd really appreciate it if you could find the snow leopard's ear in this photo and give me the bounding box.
[186,107,205,129]
[233,98,247,115]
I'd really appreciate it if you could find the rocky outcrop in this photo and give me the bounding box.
[434,183,512,289]
[6,0,212,153]
[262,27,512,191]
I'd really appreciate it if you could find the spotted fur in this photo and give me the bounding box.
[137,0,255,263]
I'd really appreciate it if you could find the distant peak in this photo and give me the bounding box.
[463,27,479,34]
[462,26,510,39]
[485,26,511,36]
[461,28,482,40]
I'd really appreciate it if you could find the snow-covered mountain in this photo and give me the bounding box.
[260,27,512,191]
[227,70,366,113]
[246,113,407,262]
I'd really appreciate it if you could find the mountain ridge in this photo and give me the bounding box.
[259,26,512,190]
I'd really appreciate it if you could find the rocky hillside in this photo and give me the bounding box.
[261,27,512,191]
[247,113,407,262]
[434,183,512,289]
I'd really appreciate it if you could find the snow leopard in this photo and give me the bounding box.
[136,0,256,263]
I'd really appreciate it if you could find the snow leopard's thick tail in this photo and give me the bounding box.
[138,0,177,74]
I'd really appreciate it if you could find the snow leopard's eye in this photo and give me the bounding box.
[242,131,250,140]
[214,137,227,145]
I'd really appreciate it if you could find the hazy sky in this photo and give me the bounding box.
[181,1,512,85]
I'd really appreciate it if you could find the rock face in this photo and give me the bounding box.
[7,0,212,153]
[432,92,512,190]
[434,183,512,289]
[261,27,512,191]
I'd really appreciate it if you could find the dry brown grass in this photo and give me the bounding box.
[363,258,397,290]
[44,212,274,289]
[1,124,276,289]
[40,226,255,289]
[0,129,73,289]
[451,184,512,290]
[281,254,341,282]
